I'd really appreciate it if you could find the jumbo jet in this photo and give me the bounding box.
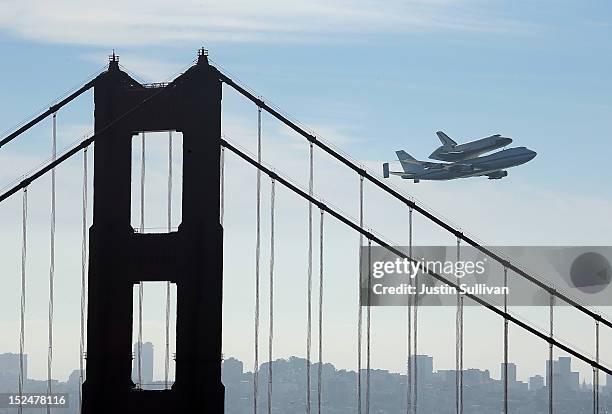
[429,131,513,162]
[382,147,536,183]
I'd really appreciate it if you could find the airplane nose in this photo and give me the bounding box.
[527,149,537,160]
[499,137,513,146]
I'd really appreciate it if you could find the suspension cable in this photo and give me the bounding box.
[456,237,463,414]
[165,131,173,389]
[594,320,599,414]
[0,78,97,150]
[79,149,88,413]
[267,178,275,414]
[406,207,413,414]
[549,292,554,414]
[317,210,324,414]
[413,245,419,414]
[357,175,364,414]
[137,131,145,388]
[365,239,372,414]
[254,106,262,414]
[253,107,261,414]
[503,267,508,414]
[307,142,313,414]
[18,187,27,414]
[220,144,224,226]
[47,113,57,414]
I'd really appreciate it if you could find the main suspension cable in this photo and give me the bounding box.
[254,106,262,414]
[307,142,314,414]
[79,148,88,413]
[267,178,276,414]
[317,210,324,414]
[47,113,57,414]
[18,187,28,414]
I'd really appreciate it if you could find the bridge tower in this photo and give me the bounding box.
[82,51,225,413]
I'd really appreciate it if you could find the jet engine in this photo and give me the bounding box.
[487,170,508,180]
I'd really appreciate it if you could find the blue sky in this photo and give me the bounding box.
[1,0,612,387]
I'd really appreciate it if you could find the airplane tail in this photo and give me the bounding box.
[396,150,420,173]
[436,131,457,147]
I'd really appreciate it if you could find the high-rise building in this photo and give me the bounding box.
[408,354,433,385]
[132,342,154,385]
[222,357,244,385]
[529,375,544,391]
[0,353,26,381]
[501,362,517,384]
[546,356,579,391]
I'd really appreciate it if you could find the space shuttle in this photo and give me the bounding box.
[429,131,513,162]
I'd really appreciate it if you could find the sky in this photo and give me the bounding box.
[0,0,612,390]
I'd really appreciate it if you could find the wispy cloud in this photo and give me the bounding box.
[0,0,539,46]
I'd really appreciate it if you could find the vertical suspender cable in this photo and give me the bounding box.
[406,207,413,414]
[549,292,554,414]
[594,320,599,414]
[165,131,173,390]
[503,267,508,414]
[267,178,275,414]
[219,142,224,226]
[254,107,262,414]
[47,113,57,414]
[413,228,418,414]
[306,143,313,414]
[357,176,364,414]
[79,149,88,413]
[456,237,463,414]
[19,187,28,414]
[138,131,145,388]
[365,239,372,414]
[317,210,324,414]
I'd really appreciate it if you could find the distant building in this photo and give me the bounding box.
[408,354,433,385]
[546,356,579,391]
[501,362,517,384]
[0,353,26,381]
[222,357,244,385]
[132,342,153,385]
[529,375,544,391]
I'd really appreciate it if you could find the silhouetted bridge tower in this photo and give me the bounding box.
[0,49,611,414]
[83,51,224,412]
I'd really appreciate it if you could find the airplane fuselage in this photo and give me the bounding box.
[401,147,536,181]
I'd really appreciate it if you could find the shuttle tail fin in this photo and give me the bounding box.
[436,131,457,147]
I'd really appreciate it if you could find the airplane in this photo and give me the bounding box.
[429,131,513,162]
[382,147,536,183]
